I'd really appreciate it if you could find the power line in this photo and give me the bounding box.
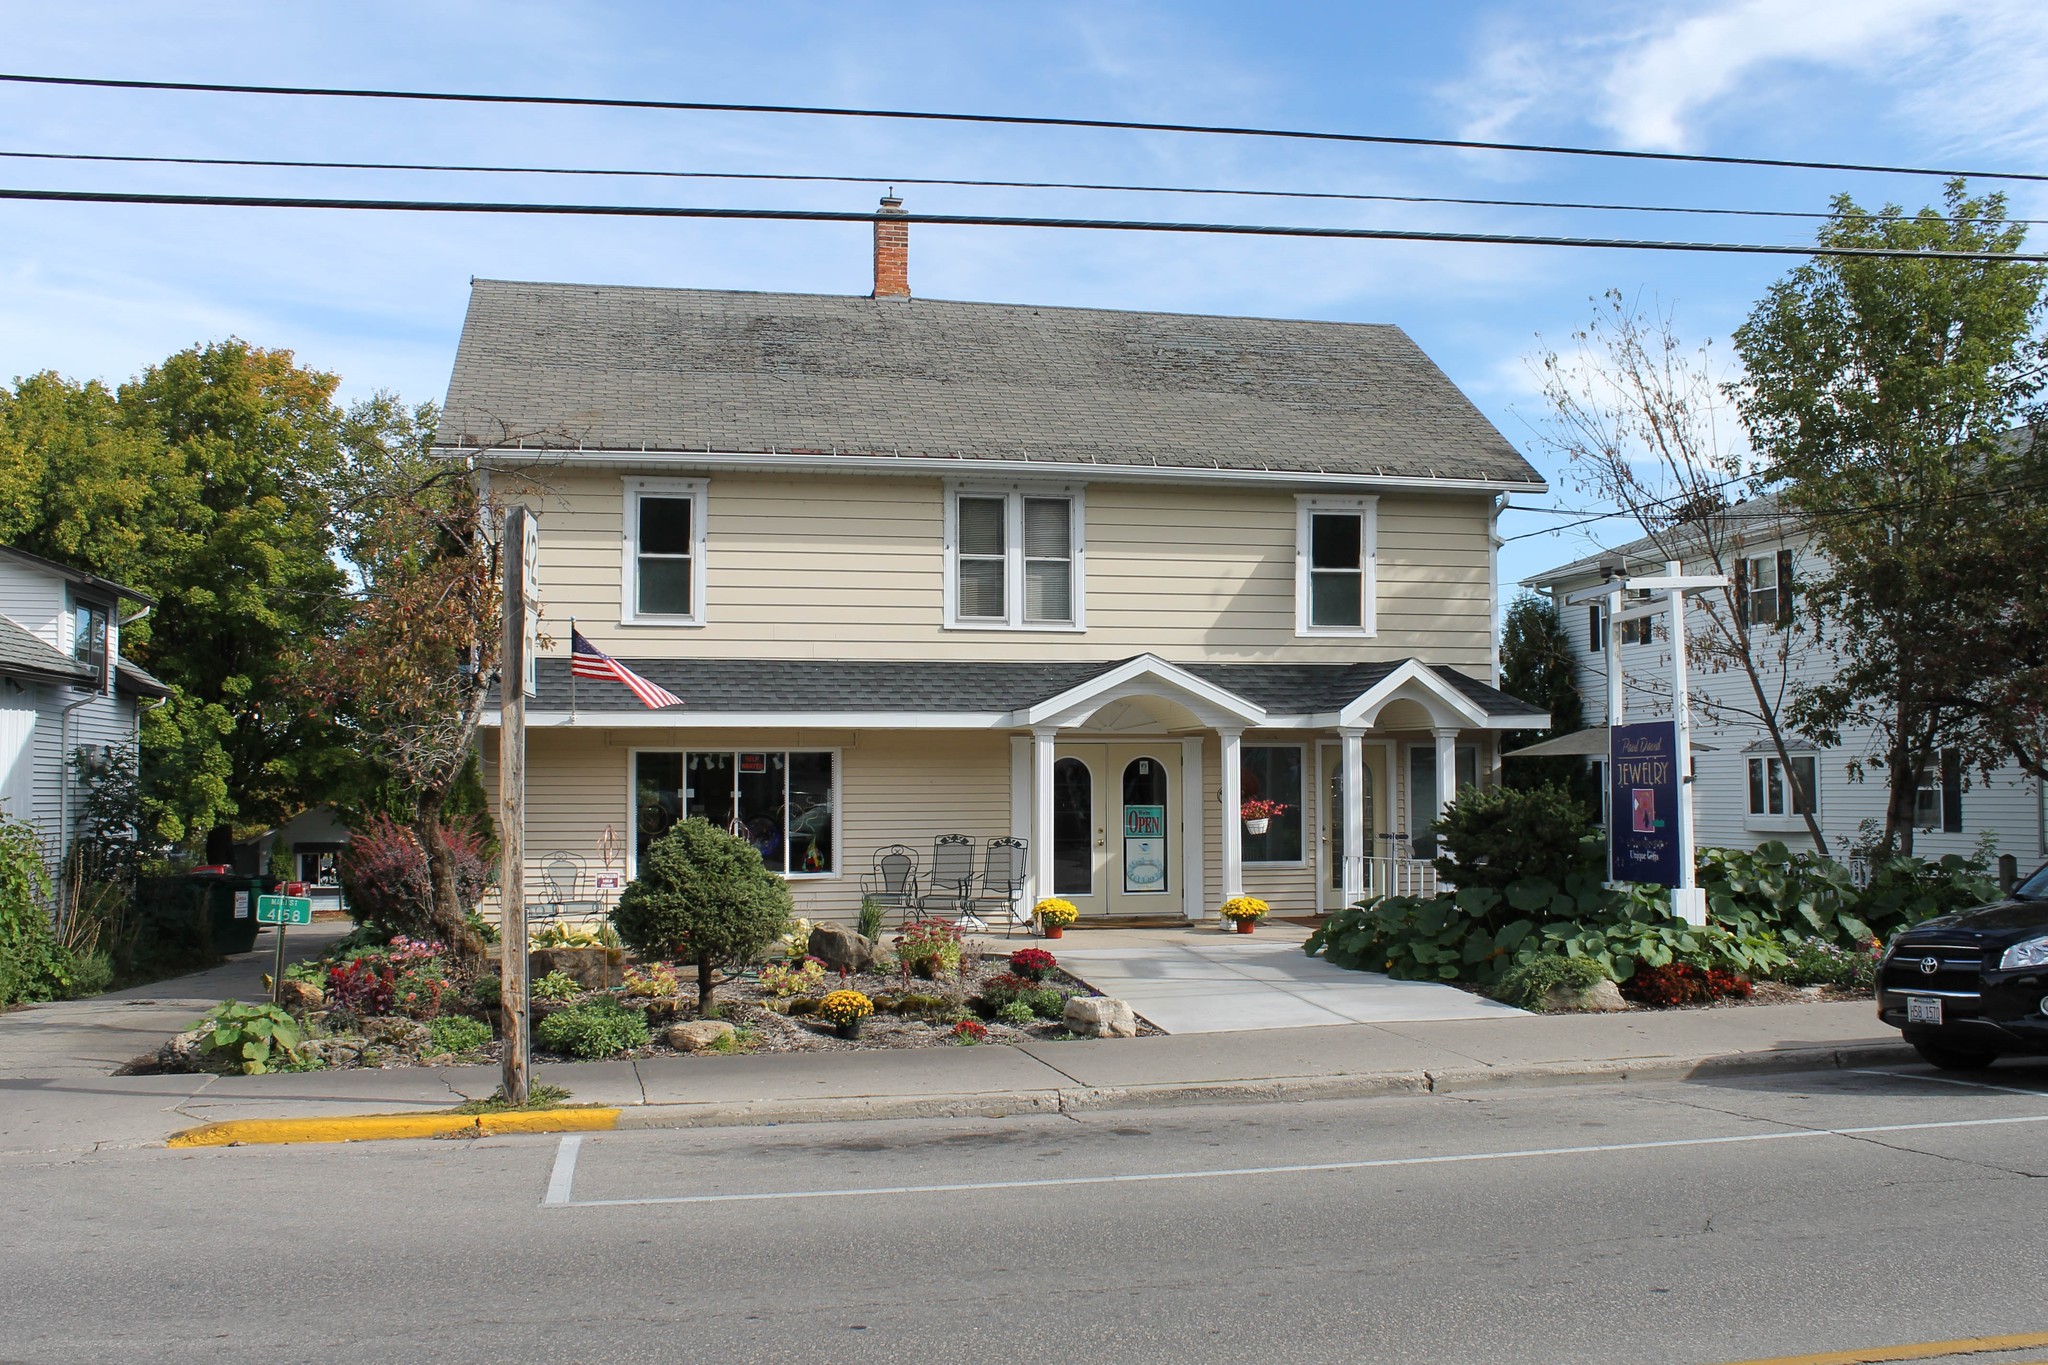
[7,147,2043,227]
[7,186,2048,262]
[4,71,2044,184]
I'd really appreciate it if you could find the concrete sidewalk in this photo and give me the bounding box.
[2,989,1920,1154]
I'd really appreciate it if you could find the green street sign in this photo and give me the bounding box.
[256,895,313,926]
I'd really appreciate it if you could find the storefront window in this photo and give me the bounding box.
[1241,746,1304,863]
[635,750,835,875]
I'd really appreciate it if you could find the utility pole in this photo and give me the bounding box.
[497,507,537,1105]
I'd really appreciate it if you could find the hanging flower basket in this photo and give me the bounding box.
[1243,818,1270,835]
[1240,799,1289,838]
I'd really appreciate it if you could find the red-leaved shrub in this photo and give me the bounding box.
[1622,962,1752,1008]
[338,814,489,938]
[325,958,397,1019]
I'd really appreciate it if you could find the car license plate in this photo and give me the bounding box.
[1906,996,1943,1026]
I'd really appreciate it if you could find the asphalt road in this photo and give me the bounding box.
[5,1064,2048,1364]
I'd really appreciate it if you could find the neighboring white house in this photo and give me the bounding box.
[0,545,169,874]
[1525,508,2045,867]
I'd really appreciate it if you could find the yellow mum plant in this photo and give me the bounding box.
[1034,898,1079,927]
[1220,896,1270,922]
[818,989,874,1025]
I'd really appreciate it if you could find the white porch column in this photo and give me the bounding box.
[1180,735,1206,920]
[1218,727,1244,900]
[1030,728,1057,907]
[1340,727,1365,906]
[1433,727,1459,818]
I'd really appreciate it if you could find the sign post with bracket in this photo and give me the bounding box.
[257,888,313,1003]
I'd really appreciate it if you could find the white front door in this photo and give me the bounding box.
[1053,742,1181,918]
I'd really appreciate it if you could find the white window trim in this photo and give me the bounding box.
[69,593,114,696]
[942,483,1087,632]
[1240,742,1309,868]
[620,476,709,626]
[626,745,843,881]
[1295,495,1378,637]
[1745,753,1819,831]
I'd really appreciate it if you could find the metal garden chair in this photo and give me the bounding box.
[919,835,980,925]
[860,844,923,925]
[971,837,1032,936]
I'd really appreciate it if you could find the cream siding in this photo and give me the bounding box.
[501,468,1494,666]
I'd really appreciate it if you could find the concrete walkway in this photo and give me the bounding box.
[1047,922,1526,1033]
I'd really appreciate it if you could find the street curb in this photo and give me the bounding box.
[165,1108,622,1147]
[157,1040,1920,1146]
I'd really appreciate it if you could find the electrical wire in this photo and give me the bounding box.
[5,186,2047,262]
[5,148,2044,227]
[3,71,2044,184]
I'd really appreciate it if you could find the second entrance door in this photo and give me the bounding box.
[1051,743,1181,918]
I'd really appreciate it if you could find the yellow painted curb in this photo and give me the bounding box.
[1719,1330,2048,1365]
[166,1107,621,1148]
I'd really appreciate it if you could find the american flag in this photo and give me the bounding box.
[571,631,683,710]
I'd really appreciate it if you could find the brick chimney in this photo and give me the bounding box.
[872,194,909,299]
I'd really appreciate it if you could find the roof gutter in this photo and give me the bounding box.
[440,446,1548,497]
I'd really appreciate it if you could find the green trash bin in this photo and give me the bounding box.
[190,872,273,956]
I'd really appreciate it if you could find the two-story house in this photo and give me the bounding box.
[444,204,1549,926]
[0,544,169,875]
[1525,504,2046,868]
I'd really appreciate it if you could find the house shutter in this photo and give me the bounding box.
[1733,558,1750,625]
[1587,602,1602,651]
[1776,549,1795,625]
[1940,748,1964,833]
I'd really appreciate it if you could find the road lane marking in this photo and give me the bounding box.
[1849,1068,2048,1099]
[540,1110,2048,1208]
[1717,1328,2048,1363]
[544,1133,583,1206]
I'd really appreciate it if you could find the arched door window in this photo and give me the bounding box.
[1052,757,1093,896]
[1121,757,1170,894]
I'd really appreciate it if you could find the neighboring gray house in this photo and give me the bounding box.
[1526,509,2045,867]
[0,546,169,873]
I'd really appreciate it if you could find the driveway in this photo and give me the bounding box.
[1045,922,1527,1034]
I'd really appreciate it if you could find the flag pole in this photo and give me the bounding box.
[568,616,577,723]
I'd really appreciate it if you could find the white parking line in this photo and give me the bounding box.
[538,1111,2048,1209]
[1849,1068,2048,1099]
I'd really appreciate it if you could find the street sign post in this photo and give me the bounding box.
[257,894,313,1004]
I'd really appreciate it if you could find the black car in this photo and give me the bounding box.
[1878,861,2048,1069]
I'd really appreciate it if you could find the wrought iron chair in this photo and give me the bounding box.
[971,837,1032,936]
[860,844,923,924]
[919,835,980,925]
[536,850,601,924]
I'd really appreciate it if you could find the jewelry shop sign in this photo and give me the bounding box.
[1609,720,1680,887]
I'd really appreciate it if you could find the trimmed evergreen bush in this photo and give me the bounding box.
[611,818,794,1012]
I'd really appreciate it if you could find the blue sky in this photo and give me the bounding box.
[3,0,2046,591]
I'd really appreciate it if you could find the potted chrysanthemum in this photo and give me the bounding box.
[1034,897,1078,940]
[1220,896,1270,934]
[818,989,874,1040]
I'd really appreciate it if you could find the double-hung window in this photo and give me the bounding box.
[622,477,708,624]
[1296,496,1377,635]
[1747,753,1818,822]
[72,599,110,693]
[1914,749,1964,833]
[1737,550,1795,628]
[1618,588,1654,645]
[947,488,1083,629]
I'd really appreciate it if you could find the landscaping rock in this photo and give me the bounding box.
[303,1035,369,1068]
[528,946,626,989]
[665,1020,736,1052]
[275,979,324,1013]
[808,923,879,974]
[358,1016,432,1054]
[155,1027,237,1075]
[1544,979,1628,1013]
[1063,997,1139,1038]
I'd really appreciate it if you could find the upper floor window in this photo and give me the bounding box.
[622,477,708,625]
[946,488,1083,630]
[1618,588,1654,645]
[1738,550,1795,628]
[1915,748,1964,833]
[72,599,110,693]
[1296,496,1377,635]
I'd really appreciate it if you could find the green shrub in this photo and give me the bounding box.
[532,969,582,1002]
[1432,782,1602,894]
[428,1014,493,1054]
[1699,842,1866,945]
[469,973,502,1009]
[611,818,793,1012]
[1857,854,1997,932]
[1774,938,1879,989]
[535,998,650,1059]
[0,813,111,1006]
[1019,986,1068,1019]
[856,896,885,941]
[192,1000,306,1074]
[1493,955,1613,1010]
[996,1000,1036,1027]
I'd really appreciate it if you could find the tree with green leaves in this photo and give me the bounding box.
[1732,181,2048,855]
[1498,592,1593,803]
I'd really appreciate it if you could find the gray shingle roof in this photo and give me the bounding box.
[439,281,1542,486]
[507,656,1545,720]
[0,615,91,685]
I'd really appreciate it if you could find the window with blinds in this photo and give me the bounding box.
[948,489,1082,628]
